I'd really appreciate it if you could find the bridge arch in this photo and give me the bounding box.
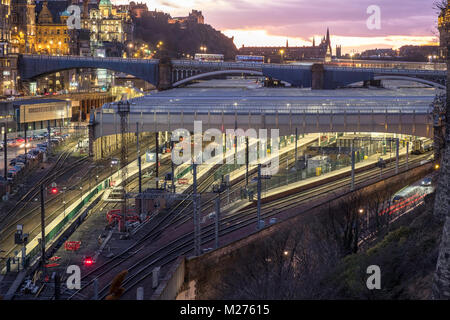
[172,69,264,87]
[373,76,445,89]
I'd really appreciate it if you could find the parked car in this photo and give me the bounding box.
[29,148,41,156]
[26,153,37,159]
[14,162,25,169]
[421,177,432,186]
[37,143,48,149]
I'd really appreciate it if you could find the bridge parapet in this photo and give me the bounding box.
[16,54,448,90]
[18,54,159,86]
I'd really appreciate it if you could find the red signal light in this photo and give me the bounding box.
[51,187,58,194]
[83,257,94,266]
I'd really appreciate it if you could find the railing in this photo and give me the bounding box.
[324,65,446,76]
[21,54,158,64]
[112,103,432,115]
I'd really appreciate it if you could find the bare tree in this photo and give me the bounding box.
[216,215,342,300]
[434,0,448,12]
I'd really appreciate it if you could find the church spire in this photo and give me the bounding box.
[326,27,332,54]
[286,39,289,48]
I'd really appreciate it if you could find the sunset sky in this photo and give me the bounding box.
[115,0,440,53]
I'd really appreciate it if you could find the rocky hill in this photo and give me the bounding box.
[133,13,238,60]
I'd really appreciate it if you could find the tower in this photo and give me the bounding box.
[325,27,332,56]
[336,45,342,58]
[10,0,36,53]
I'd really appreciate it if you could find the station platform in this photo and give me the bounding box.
[261,145,409,201]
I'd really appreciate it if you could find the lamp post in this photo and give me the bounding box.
[62,187,67,218]
[2,125,6,180]
[279,49,284,64]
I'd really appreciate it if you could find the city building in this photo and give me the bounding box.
[398,45,440,62]
[81,0,133,56]
[129,1,148,18]
[34,0,70,55]
[12,98,72,132]
[360,48,397,59]
[238,28,333,63]
[0,0,13,96]
[10,0,36,54]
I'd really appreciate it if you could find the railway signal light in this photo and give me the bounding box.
[83,256,94,266]
[50,187,58,194]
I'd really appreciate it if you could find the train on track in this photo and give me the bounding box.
[412,138,433,155]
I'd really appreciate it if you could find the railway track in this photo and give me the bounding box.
[0,144,88,233]
[65,151,431,300]
[115,153,433,298]
[65,161,223,300]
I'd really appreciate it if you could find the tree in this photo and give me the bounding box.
[434,0,448,12]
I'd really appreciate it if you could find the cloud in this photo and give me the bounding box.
[114,0,439,50]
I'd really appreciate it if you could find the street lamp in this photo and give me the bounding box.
[279,49,284,63]
[350,52,355,67]
[359,208,369,229]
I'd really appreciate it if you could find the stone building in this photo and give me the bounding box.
[34,1,69,55]
[10,0,36,54]
[82,0,133,56]
[0,0,13,95]
[168,9,205,28]
[238,28,333,63]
